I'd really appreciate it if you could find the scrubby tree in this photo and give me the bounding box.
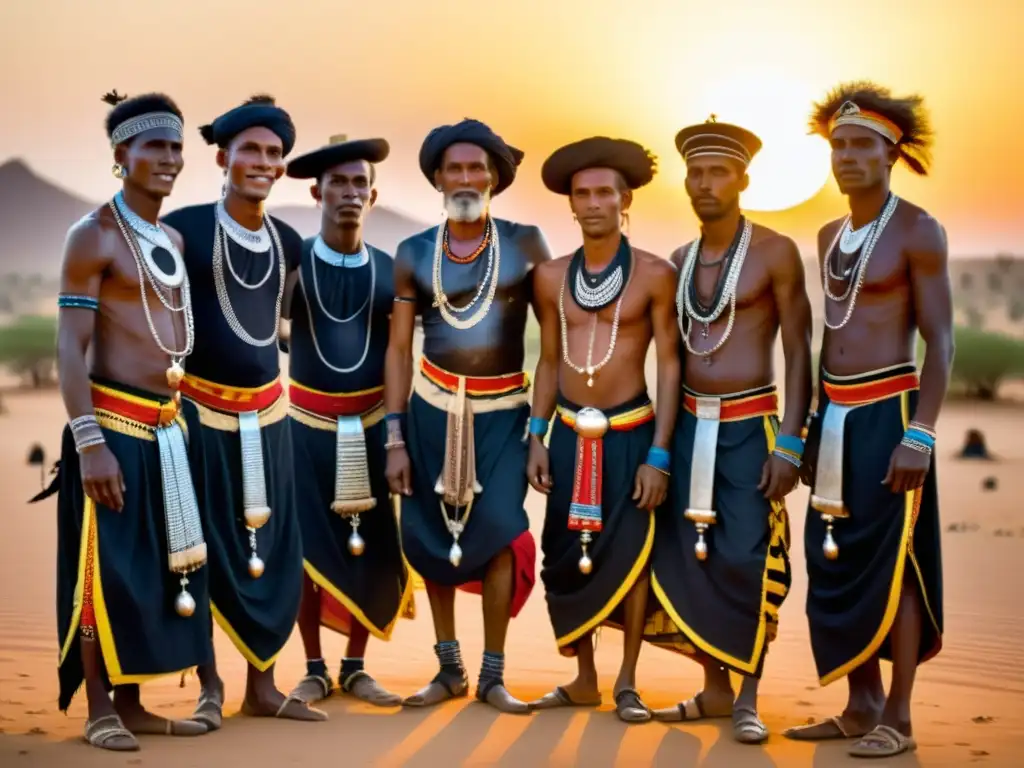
[0,314,58,388]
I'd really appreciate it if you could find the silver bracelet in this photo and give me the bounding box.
[70,414,105,453]
[900,436,932,456]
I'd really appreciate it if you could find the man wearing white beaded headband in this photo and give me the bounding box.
[32,90,213,751]
[785,82,951,760]
[643,115,813,744]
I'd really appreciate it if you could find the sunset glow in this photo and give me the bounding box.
[0,0,1021,257]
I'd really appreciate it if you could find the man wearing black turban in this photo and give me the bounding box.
[527,136,680,723]
[382,118,552,714]
[162,96,323,724]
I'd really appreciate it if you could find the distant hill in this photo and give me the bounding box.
[0,160,95,277]
[271,204,426,254]
[0,158,429,278]
[1,157,1022,337]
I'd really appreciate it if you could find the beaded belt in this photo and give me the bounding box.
[91,382,204,616]
[413,357,530,568]
[180,373,287,580]
[556,402,654,574]
[681,385,778,562]
[289,380,386,557]
[812,364,919,561]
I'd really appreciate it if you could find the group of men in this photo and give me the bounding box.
[43,79,950,761]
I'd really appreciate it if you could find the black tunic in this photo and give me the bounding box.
[397,219,545,595]
[287,239,410,638]
[161,202,305,668]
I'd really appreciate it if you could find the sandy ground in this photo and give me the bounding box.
[1,388,1023,767]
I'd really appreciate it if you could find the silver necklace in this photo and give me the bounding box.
[108,201,194,362]
[431,218,501,329]
[311,237,371,321]
[676,218,753,362]
[217,200,271,252]
[113,191,184,288]
[822,194,900,330]
[299,242,376,374]
[839,218,874,255]
[574,263,623,309]
[212,214,286,347]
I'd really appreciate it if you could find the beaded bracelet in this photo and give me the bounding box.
[58,294,100,311]
[70,414,105,453]
[771,433,804,468]
[385,415,404,449]
[528,416,549,438]
[645,446,671,475]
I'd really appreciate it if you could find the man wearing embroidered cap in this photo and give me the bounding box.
[163,96,323,724]
[383,118,552,713]
[279,135,412,708]
[644,116,813,744]
[36,90,213,751]
[784,82,950,760]
[527,136,679,723]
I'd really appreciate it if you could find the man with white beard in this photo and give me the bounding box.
[383,119,552,713]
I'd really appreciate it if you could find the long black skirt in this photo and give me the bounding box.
[648,396,790,678]
[290,414,412,639]
[805,368,943,685]
[52,380,212,711]
[187,402,303,670]
[540,394,656,656]
[399,392,533,605]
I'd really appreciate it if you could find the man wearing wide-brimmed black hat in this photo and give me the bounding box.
[280,135,413,710]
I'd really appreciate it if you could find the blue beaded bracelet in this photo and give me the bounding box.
[775,433,805,458]
[528,416,549,437]
[904,428,935,447]
[645,446,671,473]
[772,448,802,468]
[385,412,403,423]
[58,294,99,311]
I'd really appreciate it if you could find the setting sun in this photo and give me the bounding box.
[684,71,833,213]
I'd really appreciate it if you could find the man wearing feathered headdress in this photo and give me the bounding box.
[786,82,952,760]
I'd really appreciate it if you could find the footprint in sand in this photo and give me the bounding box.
[27,727,46,736]
[972,716,995,724]
[24,710,45,716]
[796,701,813,707]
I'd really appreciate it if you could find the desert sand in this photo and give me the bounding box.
[1,387,1022,767]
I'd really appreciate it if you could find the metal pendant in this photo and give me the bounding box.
[448,541,463,567]
[248,554,265,578]
[166,360,185,389]
[578,530,594,575]
[347,517,366,556]
[175,575,196,617]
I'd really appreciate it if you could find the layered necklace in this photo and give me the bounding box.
[431,217,501,330]
[822,193,899,330]
[676,217,753,365]
[299,236,375,374]
[108,193,194,387]
[559,235,634,387]
[212,200,286,347]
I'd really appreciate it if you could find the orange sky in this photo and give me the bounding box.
[1,0,1021,257]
